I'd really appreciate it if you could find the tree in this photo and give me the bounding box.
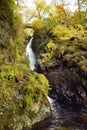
[32,0,52,20]
[24,0,52,23]
[34,0,46,19]
[85,8,87,28]
[50,3,72,25]
[80,0,87,27]
[80,0,87,9]
[77,0,81,20]
[56,0,71,7]
[72,0,87,24]
[16,0,24,6]
[0,0,16,25]
[70,10,85,25]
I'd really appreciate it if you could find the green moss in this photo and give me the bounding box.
[0,1,51,129]
[64,54,73,61]
[68,45,77,52]
[0,0,26,63]
[51,24,77,41]
[0,0,15,28]
[23,72,49,107]
[78,60,87,75]
[78,39,87,50]
[0,63,49,129]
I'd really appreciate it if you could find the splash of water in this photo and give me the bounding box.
[26,37,36,70]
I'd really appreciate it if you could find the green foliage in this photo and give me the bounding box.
[0,0,16,26]
[0,1,51,129]
[0,64,24,88]
[51,4,72,24]
[0,63,27,129]
[23,72,49,107]
[0,63,49,128]
[33,0,51,20]
[0,63,49,107]
[70,10,86,25]
[32,19,46,30]
[12,12,27,62]
[78,60,87,75]
[44,40,57,59]
[0,0,27,63]
[51,24,76,40]
[35,0,46,10]
[78,38,87,49]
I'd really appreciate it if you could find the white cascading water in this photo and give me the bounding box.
[26,37,36,70]
[47,96,54,104]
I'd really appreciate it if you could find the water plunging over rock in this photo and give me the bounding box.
[32,97,87,130]
[25,37,52,129]
[26,37,36,70]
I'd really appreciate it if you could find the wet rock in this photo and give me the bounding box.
[31,99,51,125]
[45,68,87,108]
[36,34,87,109]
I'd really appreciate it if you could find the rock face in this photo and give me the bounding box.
[38,55,87,109]
[35,29,87,109]
[0,6,51,129]
[46,66,87,108]
[31,99,51,126]
[0,63,51,130]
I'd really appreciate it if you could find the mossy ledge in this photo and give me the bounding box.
[0,63,51,130]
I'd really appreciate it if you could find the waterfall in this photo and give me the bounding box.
[26,37,36,70]
[47,96,54,104]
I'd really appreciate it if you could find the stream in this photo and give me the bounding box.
[32,97,87,130]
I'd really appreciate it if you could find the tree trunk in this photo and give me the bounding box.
[77,0,81,23]
[85,8,87,29]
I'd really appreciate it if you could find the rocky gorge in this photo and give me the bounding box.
[1,1,87,130]
[31,24,87,108]
[31,25,87,129]
[38,42,87,108]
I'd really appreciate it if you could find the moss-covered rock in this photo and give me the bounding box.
[0,63,51,130]
[0,1,51,129]
[34,23,87,108]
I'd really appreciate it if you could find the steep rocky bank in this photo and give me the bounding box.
[0,62,51,130]
[1,1,87,129]
[33,25,87,109]
[0,1,51,129]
